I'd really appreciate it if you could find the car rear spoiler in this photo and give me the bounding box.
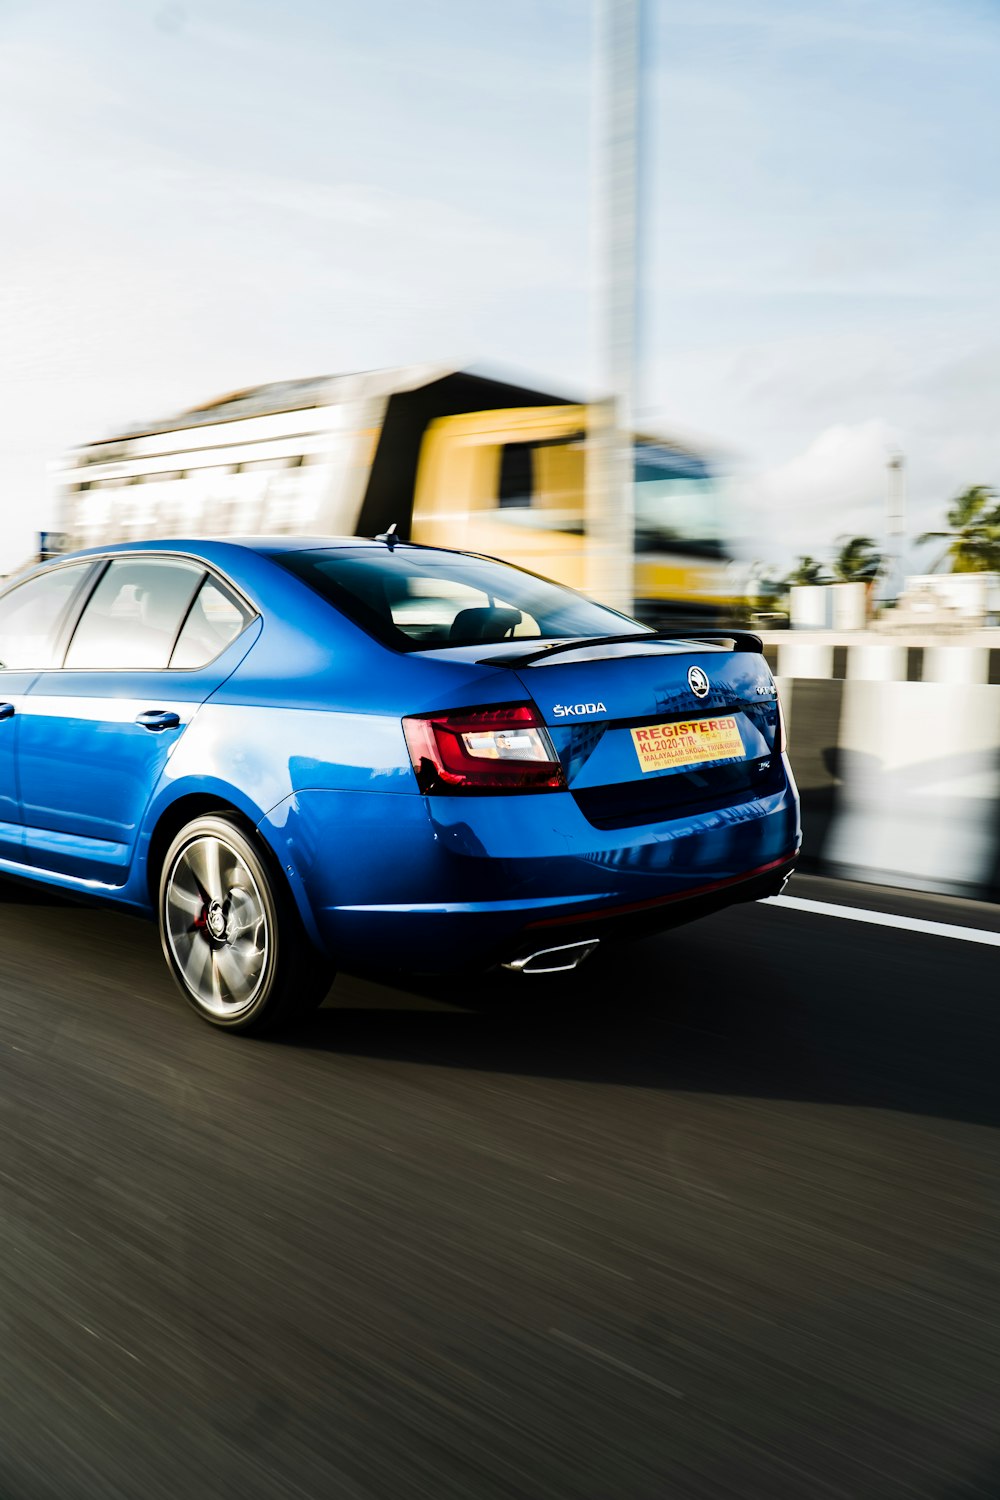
[478,629,764,668]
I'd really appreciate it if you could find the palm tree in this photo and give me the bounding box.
[744,560,784,606]
[833,536,881,583]
[918,486,1000,573]
[785,555,828,588]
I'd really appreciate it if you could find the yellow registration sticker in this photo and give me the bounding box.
[630,716,745,774]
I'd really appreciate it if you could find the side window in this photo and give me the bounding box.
[0,563,94,670]
[170,577,253,669]
[494,435,586,535]
[64,559,204,671]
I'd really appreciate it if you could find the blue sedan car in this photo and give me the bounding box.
[0,538,799,1032]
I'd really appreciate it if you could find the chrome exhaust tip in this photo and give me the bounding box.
[503,939,600,976]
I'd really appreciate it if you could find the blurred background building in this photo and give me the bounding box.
[53,364,733,628]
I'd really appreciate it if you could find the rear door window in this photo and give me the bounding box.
[64,558,205,670]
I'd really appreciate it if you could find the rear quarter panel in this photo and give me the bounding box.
[131,568,526,921]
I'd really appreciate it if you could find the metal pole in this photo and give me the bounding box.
[879,451,905,603]
[586,0,640,615]
[888,452,905,538]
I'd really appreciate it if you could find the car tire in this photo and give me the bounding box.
[158,813,333,1033]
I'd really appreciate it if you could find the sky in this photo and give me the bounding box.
[0,0,998,575]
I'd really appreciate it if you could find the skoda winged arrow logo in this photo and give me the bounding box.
[687,665,710,699]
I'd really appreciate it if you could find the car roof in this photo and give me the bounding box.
[57,535,449,562]
[1,536,502,598]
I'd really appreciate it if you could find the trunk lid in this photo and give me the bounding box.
[500,635,783,827]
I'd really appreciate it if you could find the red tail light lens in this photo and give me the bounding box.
[402,704,566,793]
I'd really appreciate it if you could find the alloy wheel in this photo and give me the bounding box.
[164,834,270,1019]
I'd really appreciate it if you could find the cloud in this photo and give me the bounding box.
[1,0,998,581]
[735,420,899,564]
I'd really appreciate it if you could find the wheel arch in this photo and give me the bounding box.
[146,793,257,907]
[154,801,334,1032]
[144,790,323,950]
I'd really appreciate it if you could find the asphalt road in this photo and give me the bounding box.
[1,873,998,1500]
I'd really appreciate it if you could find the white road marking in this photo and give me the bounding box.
[763,894,1000,948]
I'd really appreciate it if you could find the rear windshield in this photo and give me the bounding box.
[271,546,645,652]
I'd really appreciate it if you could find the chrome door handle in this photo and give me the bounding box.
[0,702,14,722]
[135,709,181,732]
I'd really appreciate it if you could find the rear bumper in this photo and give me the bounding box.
[259,758,800,975]
[499,854,796,967]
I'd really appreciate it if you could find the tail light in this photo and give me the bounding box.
[402,703,566,793]
[777,694,787,753]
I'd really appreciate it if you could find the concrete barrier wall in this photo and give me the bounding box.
[779,676,1000,903]
[761,635,1000,686]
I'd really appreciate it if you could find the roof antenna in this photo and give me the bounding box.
[374,522,398,549]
